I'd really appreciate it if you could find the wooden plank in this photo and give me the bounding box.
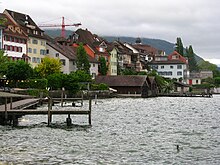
[0,109,90,115]
[0,98,40,111]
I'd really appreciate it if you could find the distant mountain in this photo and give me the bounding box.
[43,29,73,38]
[103,36,175,55]
[103,36,204,63]
[44,29,204,63]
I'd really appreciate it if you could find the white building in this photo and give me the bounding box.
[1,13,28,61]
[149,51,189,82]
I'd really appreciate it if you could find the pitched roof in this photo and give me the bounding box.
[132,44,159,55]
[0,13,28,39]
[112,41,133,55]
[95,75,148,87]
[167,51,187,63]
[74,28,110,56]
[4,9,45,39]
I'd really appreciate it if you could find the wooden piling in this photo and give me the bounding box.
[10,97,13,109]
[4,98,8,124]
[89,97,92,125]
[48,97,52,126]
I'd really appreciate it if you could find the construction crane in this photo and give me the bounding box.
[39,17,81,38]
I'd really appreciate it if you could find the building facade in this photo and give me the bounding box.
[0,13,28,61]
[4,9,47,67]
[149,51,188,82]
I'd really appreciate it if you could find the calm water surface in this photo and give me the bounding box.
[0,95,220,164]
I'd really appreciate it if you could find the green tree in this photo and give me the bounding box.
[214,77,220,87]
[76,43,91,74]
[122,68,137,75]
[63,70,92,93]
[186,45,198,71]
[175,37,184,56]
[35,57,62,78]
[6,60,33,81]
[0,50,8,77]
[47,73,64,90]
[99,56,108,75]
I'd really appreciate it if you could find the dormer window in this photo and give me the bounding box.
[99,47,104,52]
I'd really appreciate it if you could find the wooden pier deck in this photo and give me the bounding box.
[0,92,92,126]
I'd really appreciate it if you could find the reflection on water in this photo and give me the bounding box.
[0,95,220,164]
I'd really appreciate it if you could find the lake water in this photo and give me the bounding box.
[0,95,220,164]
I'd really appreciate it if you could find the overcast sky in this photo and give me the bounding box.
[1,0,220,65]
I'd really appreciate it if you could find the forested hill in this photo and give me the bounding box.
[44,29,204,62]
[103,36,175,55]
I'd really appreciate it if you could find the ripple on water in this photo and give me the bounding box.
[1,96,220,164]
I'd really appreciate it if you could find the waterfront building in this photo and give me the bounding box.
[4,9,47,67]
[95,75,158,97]
[70,28,111,75]
[123,42,142,72]
[148,51,189,82]
[0,13,29,62]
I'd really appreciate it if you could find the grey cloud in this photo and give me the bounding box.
[2,0,220,64]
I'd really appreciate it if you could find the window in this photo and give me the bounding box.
[170,66,173,69]
[161,66,164,69]
[28,48,32,53]
[55,53,59,57]
[37,58,41,63]
[60,59,66,66]
[168,71,172,75]
[152,65,158,70]
[177,71,182,76]
[32,39,38,44]
[93,64,95,67]
[41,41,45,46]
[33,49,37,54]
[40,49,45,55]
[177,65,182,69]
[46,49,49,54]
[196,80,199,84]
[18,47,22,52]
[32,57,36,63]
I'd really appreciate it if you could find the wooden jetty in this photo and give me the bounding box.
[0,91,92,126]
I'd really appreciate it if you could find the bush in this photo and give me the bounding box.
[91,83,108,90]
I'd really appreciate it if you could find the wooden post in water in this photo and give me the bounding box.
[10,97,13,109]
[61,87,64,107]
[66,114,72,126]
[89,97,92,125]
[48,97,52,126]
[95,94,97,104]
[4,97,8,124]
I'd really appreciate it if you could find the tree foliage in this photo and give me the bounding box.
[35,57,62,78]
[6,60,33,81]
[99,56,108,75]
[185,45,198,71]
[47,73,64,90]
[175,37,184,56]
[76,43,91,74]
[0,50,8,77]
